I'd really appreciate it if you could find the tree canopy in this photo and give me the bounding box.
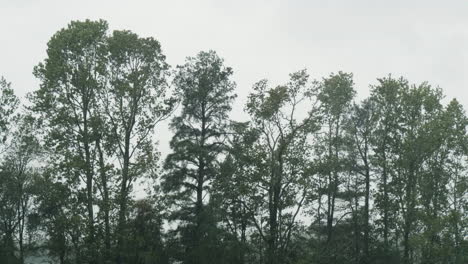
[0,19,467,264]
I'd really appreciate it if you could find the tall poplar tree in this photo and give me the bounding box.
[369,76,405,261]
[315,72,355,263]
[103,29,173,264]
[244,70,320,264]
[31,19,108,263]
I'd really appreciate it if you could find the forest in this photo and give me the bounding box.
[0,19,467,264]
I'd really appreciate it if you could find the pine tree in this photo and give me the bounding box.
[162,50,236,264]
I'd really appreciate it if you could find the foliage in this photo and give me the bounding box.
[0,19,467,264]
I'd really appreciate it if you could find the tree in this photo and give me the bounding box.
[0,78,29,264]
[103,29,174,264]
[212,121,259,264]
[346,99,376,264]
[243,70,320,264]
[443,99,468,264]
[3,115,41,264]
[394,83,444,264]
[31,19,108,263]
[314,72,355,263]
[369,76,405,262]
[162,50,236,264]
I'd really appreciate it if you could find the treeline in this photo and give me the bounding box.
[0,19,467,264]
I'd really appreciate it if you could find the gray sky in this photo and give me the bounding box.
[1,0,467,153]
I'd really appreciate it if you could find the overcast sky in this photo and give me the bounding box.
[1,0,467,157]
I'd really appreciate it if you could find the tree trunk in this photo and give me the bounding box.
[19,206,25,264]
[354,182,360,264]
[97,139,111,262]
[326,122,334,245]
[192,106,207,264]
[240,204,247,264]
[117,133,131,264]
[83,109,96,264]
[267,147,285,264]
[267,180,279,264]
[363,150,370,264]
[85,146,96,263]
[403,166,416,264]
[382,148,389,250]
